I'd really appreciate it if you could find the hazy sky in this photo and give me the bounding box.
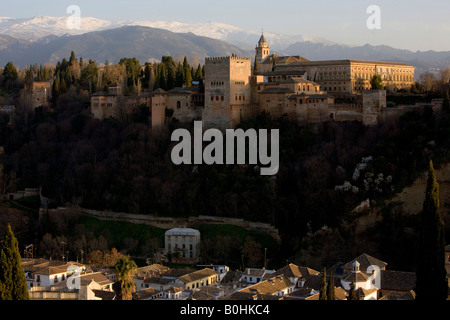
[2,0,449,51]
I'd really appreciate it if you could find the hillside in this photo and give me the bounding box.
[0,16,449,73]
[389,162,450,218]
[0,25,251,67]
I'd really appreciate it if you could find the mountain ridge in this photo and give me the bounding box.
[0,16,448,75]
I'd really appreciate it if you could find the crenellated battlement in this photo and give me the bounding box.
[206,56,251,62]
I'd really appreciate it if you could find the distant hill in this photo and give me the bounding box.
[0,16,449,76]
[0,25,251,67]
[282,42,450,77]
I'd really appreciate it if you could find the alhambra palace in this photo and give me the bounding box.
[89,34,418,130]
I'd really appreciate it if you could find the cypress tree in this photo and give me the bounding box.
[175,62,184,88]
[348,282,359,300]
[158,63,168,91]
[319,268,327,300]
[52,72,61,101]
[415,160,447,300]
[0,224,29,300]
[194,64,203,81]
[182,57,192,87]
[327,271,336,300]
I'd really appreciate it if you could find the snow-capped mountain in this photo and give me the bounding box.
[0,15,335,50]
[0,16,115,41]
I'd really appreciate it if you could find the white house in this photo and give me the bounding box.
[231,275,296,300]
[173,268,219,290]
[240,268,275,284]
[340,261,378,300]
[165,227,201,264]
[22,259,86,289]
[197,264,229,281]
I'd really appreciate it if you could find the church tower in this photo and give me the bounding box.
[255,33,270,65]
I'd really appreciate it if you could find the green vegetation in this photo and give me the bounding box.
[194,223,281,269]
[113,256,137,300]
[69,216,165,255]
[319,268,327,300]
[326,272,335,300]
[1,52,450,276]
[415,160,447,300]
[0,224,29,300]
[370,74,383,90]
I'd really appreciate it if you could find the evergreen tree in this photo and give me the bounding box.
[3,61,18,89]
[25,67,34,86]
[143,63,152,89]
[161,56,177,90]
[319,268,327,300]
[175,62,184,88]
[119,57,141,89]
[194,64,203,81]
[327,271,335,300]
[348,282,359,300]
[52,72,61,102]
[157,63,168,90]
[370,74,384,90]
[0,224,29,300]
[183,57,192,87]
[416,160,447,300]
[69,51,77,66]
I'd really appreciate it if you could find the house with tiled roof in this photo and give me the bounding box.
[163,286,184,299]
[22,259,87,289]
[229,275,295,300]
[341,253,388,274]
[240,267,275,284]
[340,260,378,300]
[136,268,192,292]
[134,264,171,291]
[377,270,416,300]
[302,286,348,300]
[378,290,416,300]
[270,263,320,289]
[173,268,219,290]
[132,287,163,300]
[27,269,114,300]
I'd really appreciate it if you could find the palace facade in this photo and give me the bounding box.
[90,34,416,130]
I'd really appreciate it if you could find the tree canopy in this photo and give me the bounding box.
[0,224,29,300]
[415,160,447,300]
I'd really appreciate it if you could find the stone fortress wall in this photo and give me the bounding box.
[89,34,421,130]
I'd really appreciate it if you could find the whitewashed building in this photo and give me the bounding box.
[165,228,201,264]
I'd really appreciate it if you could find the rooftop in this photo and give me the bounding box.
[165,228,200,236]
[177,268,218,284]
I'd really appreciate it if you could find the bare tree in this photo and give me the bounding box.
[419,72,437,93]
[0,164,16,200]
[439,67,450,84]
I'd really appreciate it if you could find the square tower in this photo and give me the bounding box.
[203,56,252,129]
[256,33,270,64]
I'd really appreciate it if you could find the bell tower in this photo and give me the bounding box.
[255,32,270,65]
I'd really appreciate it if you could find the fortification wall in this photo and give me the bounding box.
[44,207,280,242]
